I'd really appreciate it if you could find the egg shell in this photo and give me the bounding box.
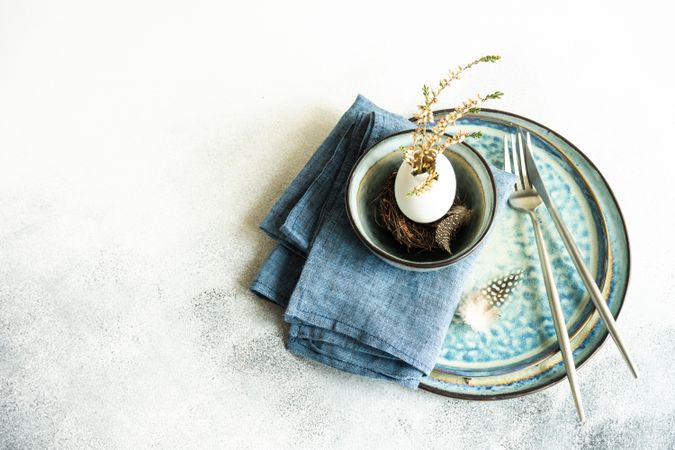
[394,154,456,223]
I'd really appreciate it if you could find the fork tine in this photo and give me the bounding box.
[517,131,532,190]
[503,135,512,174]
[511,134,522,191]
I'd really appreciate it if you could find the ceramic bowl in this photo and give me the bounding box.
[345,131,497,271]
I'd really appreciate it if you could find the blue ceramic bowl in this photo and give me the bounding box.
[345,131,497,271]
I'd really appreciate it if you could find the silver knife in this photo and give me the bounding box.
[519,128,638,378]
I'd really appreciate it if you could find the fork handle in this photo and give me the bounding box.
[547,206,638,379]
[528,211,586,422]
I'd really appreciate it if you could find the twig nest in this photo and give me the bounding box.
[376,172,471,253]
[394,155,456,223]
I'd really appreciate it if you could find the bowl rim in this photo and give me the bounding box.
[345,129,498,269]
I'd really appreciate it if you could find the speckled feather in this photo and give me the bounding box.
[434,205,472,253]
[480,270,524,308]
[458,270,524,333]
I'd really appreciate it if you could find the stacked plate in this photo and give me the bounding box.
[421,110,630,399]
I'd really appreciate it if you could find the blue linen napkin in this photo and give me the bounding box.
[251,95,515,388]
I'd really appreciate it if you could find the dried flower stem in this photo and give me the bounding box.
[403,55,503,196]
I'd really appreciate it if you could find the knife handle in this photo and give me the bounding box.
[547,206,638,378]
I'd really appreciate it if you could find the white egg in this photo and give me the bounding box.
[394,154,456,223]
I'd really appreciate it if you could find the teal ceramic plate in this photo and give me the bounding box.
[420,109,630,399]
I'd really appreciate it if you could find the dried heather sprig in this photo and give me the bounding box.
[403,56,502,196]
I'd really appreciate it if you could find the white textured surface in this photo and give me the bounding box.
[1,1,674,448]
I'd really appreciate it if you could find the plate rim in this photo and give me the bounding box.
[418,108,632,400]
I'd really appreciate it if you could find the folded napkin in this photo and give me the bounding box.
[251,95,514,388]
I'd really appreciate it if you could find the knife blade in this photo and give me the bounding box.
[519,128,638,378]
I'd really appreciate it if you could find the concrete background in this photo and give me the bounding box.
[1,1,674,448]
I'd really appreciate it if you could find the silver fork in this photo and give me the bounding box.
[504,132,585,422]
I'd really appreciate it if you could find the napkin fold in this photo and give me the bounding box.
[251,95,514,387]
